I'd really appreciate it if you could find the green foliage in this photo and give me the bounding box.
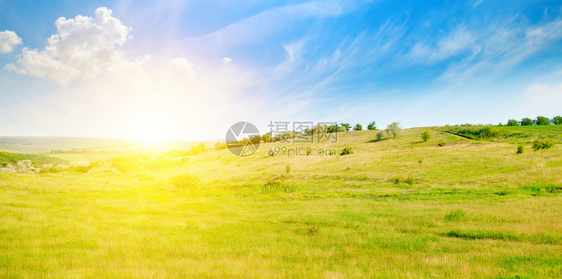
[353,123,362,131]
[0,152,28,167]
[532,138,554,151]
[552,116,562,125]
[376,132,384,141]
[520,118,533,126]
[340,147,353,155]
[421,131,430,142]
[340,123,351,131]
[261,133,271,143]
[444,209,466,221]
[286,164,291,174]
[385,122,401,138]
[535,116,550,126]
[367,121,377,130]
[327,125,339,133]
[169,173,199,189]
[517,145,524,154]
[507,119,519,126]
[437,142,446,147]
[447,126,500,140]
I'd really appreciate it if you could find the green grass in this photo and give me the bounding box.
[0,126,561,277]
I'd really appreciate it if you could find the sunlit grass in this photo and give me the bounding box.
[0,126,561,277]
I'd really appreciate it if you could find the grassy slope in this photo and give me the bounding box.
[0,126,561,278]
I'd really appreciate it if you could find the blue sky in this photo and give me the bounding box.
[1,0,561,141]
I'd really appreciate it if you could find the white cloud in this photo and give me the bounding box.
[407,25,476,64]
[222,57,232,64]
[0,30,22,53]
[7,7,137,86]
[167,58,195,81]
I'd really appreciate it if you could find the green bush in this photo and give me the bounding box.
[520,117,533,126]
[353,123,362,131]
[552,116,562,125]
[532,138,554,151]
[516,145,524,154]
[367,121,377,130]
[340,147,353,155]
[535,116,550,125]
[286,164,291,174]
[386,122,401,138]
[506,119,519,126]
[376,132,384,141]
[421,131,430,142]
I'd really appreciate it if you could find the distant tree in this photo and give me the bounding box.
[340,123,351,131]
[261,133,271,143]
[249,135,261,144]
[376,132,384,141]
[327,125,339,133]
[421,131,430,142]
[386,122,401,138]
[552,116,562,125]
[304,128,313,136]
[354,123,363,131]
[520,118,533,126]
[506,119,519,126]
[367,121,377,130]
[535,116,550,126]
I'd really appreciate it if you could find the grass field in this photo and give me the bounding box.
[1,126,561,277]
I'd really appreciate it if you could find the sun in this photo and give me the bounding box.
[132,119,172,144]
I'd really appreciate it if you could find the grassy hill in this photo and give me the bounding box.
[0,125,560,277]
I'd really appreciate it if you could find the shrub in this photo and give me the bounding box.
[520,118,533,126]
[340,147,353,155]
[340,123,351,131]
[169,173,199,189]
[421,131,430,142]
[506,119,519,126]
[437,142,446,147]
[385,122,401,138]
[532,138,554,151]
[367,121,377,130]
[376,132,384,141]
[516,145,524,154]
[552,116,562,125]
[393,177,401,184]
[354,123,362,131]
[286,164,291,174]
[535,116,550,126]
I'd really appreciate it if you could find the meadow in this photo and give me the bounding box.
[0,126,561,278]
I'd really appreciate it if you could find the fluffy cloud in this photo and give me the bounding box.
[168,58,195,81]
[0,30,22,53]
[7,7,134,85]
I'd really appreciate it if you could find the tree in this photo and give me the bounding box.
[261,133,271,143]
[535,116,550,125]
[386,122,401,138]
[376,132,384,141]
[340,123,351,131]
[506,119,519,126]
[354,123,363,131]
[552,116,562,125]
[327,125,339,133]
[421,131,430,142]
[367,121,377,130]
[520,118,533,126]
